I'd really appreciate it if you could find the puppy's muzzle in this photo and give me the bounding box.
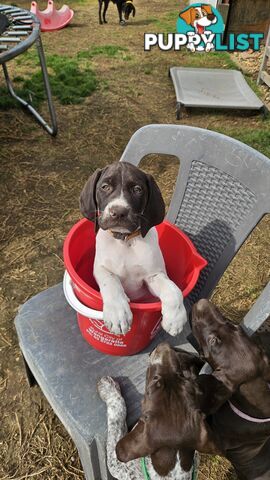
[109,205,129,220]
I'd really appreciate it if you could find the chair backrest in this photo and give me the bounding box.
[120,124,270,309]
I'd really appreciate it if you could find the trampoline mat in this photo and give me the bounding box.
[0,13,9,34]
[170,67,264,110]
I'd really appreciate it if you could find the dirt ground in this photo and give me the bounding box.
[0,0,270,478]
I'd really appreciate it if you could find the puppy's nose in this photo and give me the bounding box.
[207,13,215,20]
[109,205,129,219]
[193,299,210,315]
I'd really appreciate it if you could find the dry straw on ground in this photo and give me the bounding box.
[0,0,269,478]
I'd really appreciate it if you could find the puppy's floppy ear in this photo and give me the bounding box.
[178,448,195,472]
[141,174,165,237]
[252,332,270,382]
[194,413,220,455]
[174,349,204,380]
[196,374,232,414]
[131,4,136,17]
[179,8,193,25]
[151,447,177,476]
[211,368,235,392]
[79,168,103,231]
[262,353,270,382]
[116,419,150,462]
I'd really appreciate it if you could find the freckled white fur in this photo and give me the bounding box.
[94,227,187,335]
[149,349,163,365]
[97,376,197,480]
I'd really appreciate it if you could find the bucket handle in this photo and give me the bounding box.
[63,271,104,320]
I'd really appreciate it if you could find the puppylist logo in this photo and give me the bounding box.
[144,3,264,52]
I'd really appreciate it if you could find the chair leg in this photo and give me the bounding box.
[261,105,269,119]
[176,102,182,120]
[2,35,57,136]
[22,354,38,388]
[76,436,115,480]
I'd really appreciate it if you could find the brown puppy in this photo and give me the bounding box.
[116,343,221,476]
[192,299,270,480]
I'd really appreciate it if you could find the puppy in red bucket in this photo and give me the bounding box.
[80,162,187,336]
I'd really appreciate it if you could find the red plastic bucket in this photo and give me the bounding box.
[63,219,207,356]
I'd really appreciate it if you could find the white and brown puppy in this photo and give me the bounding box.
[80,162,187,336]
[179,5,217,52]
[97,345,202,479]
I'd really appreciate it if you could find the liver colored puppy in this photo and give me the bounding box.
[115,343,221,476]
[192,299,270,480]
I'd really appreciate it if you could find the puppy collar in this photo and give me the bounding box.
[109,229,141,241]
[228,400,270,424]
[140,458,150,480]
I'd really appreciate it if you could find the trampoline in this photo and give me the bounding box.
[169,67,266,120]
[0,4,57,136]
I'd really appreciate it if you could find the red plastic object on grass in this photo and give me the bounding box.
[63,219,207,356]
[30,0,74,32]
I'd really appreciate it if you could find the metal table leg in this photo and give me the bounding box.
[2,34,57,136]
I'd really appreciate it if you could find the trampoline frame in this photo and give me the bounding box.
[0,4,57,136]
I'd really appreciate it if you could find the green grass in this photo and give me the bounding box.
[1,44,133,109]
[244,75,263,99]
[215,127,270,157]
[1,52,98,109]
[47,55,97,104]
[150,18,174,34]
[149,11,177,34]
[78,44,128,59]
[182,51,238,69]
[15,49,39,66]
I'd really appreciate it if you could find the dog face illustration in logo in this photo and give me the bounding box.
[179,4,218,51]
[180,5,217,34]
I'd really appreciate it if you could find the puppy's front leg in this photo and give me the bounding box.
[117,2,125,24]
[97,377,130,478]
[97,377,127,478]
[95,266,132,335]
[98,377,141,479]
[146,273,187,336]
[98,0,103,24]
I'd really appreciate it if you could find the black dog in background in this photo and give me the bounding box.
[99,0,136,25]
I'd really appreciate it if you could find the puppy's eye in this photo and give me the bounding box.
[101,183,111,191]
[133,185,143,194]
[142,413,150,422]
[208,335,220,347]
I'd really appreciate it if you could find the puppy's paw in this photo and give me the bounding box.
[161,301,187,336]
[103,295,133,335]
[187,43,196,52]
[205,43,214,52]
[97,376,121,402]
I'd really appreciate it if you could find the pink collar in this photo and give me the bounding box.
[228,400,270,423]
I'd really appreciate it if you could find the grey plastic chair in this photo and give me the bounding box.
[15,125,270,480]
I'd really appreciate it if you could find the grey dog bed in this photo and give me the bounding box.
[169,67,265,119]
